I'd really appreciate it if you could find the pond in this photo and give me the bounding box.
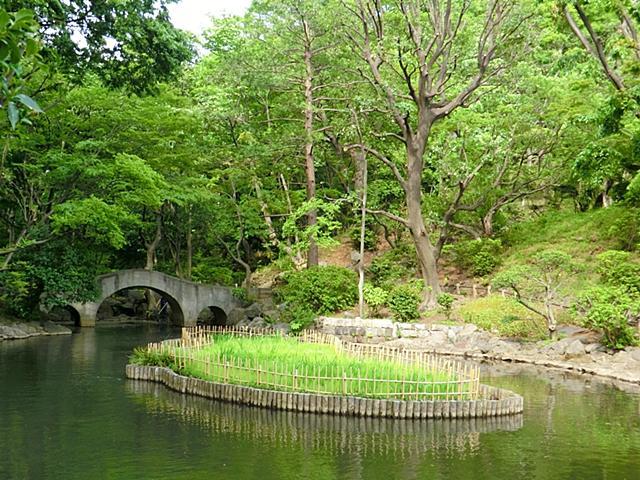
[1,327,639,480]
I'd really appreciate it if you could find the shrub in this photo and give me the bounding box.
[363,284,388,317]
[573,286,639,349]
[129,347,175,367]
[437,293,454,320]
[607,209,640,251]
[277,266,358,315]
[191,264,240,286]
[368,243,416,288]
[456,296,547,339]
[388,281,421,322]
[596,250,640,294]
[446,239,502,277]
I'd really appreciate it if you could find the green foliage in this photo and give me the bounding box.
[192,264,239,287]
[607,209,640,251]
[0,8,44,129]
[277,266,358,316]
[437,293,454,320]
[596,251,640,294]
[388,281,422,322]
[0,267,32,317]
[363,284,388,317]
[367,243,416,289]
[446,239,502,277]
[349,220,379,251]
[129,347,175,368]
[457,296,547,339]
[574,287,639,350]
[282,198,342,255]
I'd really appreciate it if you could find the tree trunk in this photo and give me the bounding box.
[303,19,318,268]
[185,208,192,280]
[406,171,441,308]
[145,212,162,271]
[545,294,557,340]
[482,209,496,237]
[357,149,368,318]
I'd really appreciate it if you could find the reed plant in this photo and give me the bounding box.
[167,335,473,400]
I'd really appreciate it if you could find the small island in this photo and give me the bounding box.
[127,326,523,419]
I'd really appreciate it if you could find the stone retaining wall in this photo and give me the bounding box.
[320,317,460,343]
[126,364,523,419]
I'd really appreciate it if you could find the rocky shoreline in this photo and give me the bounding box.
[0,320,72,341]
[384,324,640,385]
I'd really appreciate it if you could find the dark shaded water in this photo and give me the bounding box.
[1,327,639,480]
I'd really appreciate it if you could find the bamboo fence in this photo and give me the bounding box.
[143,325,481,401]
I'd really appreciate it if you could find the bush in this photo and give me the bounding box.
[607,209,640,251]
[388,281,421,322]
[437,293,454,320]
[363,284,388,317]
[456,296,547,339]
[191,264,240,286]
[368,243,416,288]
[596,250,640,294]
[277,266,358,315]
[573,286,639,349]
[446,239,502,277]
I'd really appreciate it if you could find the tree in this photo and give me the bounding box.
[4,0,193,93]
[345,0,528,306]
[0,8,44,129]
[493,250,574,338]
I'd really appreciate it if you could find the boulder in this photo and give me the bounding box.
[244,303,263,319]
[249,317,267,328]
[272,322,291,334]
[227,308,248,326]
[627,348,640,363]
[564,339,586,359]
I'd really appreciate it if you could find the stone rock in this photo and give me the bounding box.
[460,324,478,335]
[263,309,281,322]
[226,308,248,326]
[272,322,291,334]
[564,339,586,359]
[427,331,447,345]
[446,329,457,343]
[627,348,640,363]
[584,343,604,354]
[244,303,263,319]
[249,317,267,328]
[236,318,250,327]
[42,322,71,335]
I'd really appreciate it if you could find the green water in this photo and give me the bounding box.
[1,327,639,480]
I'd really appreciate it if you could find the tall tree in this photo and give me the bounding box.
[345,0,528,306]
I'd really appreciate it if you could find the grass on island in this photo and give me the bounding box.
[133,334,474,400]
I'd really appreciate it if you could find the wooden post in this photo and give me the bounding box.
[456,283,461,295]
[472,284,478,298]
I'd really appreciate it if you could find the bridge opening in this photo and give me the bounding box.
[47,305,81,326]
[96,288,185,325]
[197,306,228,326]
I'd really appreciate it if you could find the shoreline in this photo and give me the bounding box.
[0,320,72,341]
[320,318,640,386]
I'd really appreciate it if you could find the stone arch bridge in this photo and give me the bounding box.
[71,269,243,327]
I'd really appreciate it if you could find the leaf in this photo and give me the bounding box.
[7,102,19,129]
[15,93,43,113]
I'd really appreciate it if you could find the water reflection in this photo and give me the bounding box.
[126,379,523,459]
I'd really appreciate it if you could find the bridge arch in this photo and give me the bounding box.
[71,269,242,327]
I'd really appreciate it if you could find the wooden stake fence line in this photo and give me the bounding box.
[143,325,481,400]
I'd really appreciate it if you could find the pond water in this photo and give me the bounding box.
[1,327,639,480]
